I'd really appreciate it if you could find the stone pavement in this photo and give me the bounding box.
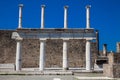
[0,68,118,80]
[0,75,74,80]
[0,75,117,80]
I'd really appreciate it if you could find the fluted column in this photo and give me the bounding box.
[85,39,91,71]
[63,39,69,70]
[15,38,23,71]
[39,39,46,71]
[86,5,91,29]
[18,4,23,29]
[41,5,45,29]
[64,6,68,29]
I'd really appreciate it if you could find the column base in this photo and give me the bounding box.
[85,70,93,72]
[63,67,69,70]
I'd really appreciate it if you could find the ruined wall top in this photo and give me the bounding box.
[108,52,120,64]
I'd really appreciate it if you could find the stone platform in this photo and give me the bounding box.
[0,68,117,80]
[0,68,103,75]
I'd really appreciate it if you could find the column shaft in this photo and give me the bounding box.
[39,40,46,71]
[64,6,68,29]
[18,4,23,29]
[63,40,68,70]
[41,5,45,29]
[15,40,22,71]
[86,40,91,70]
[86,5,91,29]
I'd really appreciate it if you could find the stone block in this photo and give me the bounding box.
[103,64,120,78]
[108,53,120,64]
[0,63,15,71]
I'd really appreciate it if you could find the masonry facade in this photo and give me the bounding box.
[0,30,98,69]
[0,4,98,71]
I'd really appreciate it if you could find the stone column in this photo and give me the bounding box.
[18,4,23,29]
[86,5,91,29]
[64,6,68,29]
[117,42,120,53]
[41,5,45,29]
[63,39,69,70]
[103,44,107,56]
[39,39,46,71]
[15,38,23,71]
[85,39,91,71]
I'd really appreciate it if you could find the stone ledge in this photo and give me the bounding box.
[0,63,15,71]
[0,71,73,75]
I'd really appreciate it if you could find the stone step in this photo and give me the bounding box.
[75,76,115,80]
[0,63,15,71]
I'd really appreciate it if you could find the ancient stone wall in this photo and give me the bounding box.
[103,53,120,78]
[0,30,98,68]
[0,30,16,63]
[108,52,120,64]
[103,64,120,78]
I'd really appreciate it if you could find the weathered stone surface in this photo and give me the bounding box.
[0,30,16,63]
[103,64,113,77]
[103,53,120,78]
[0,30,98,68]
[0,63,15,71]
[108,52,120,64]
[103,64,120,78]
[113,64,120,78]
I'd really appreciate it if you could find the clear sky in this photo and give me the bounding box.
[0,0,120,52]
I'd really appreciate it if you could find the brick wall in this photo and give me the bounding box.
[0,30,98,68]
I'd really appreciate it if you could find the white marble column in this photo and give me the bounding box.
[86,5,91,29]
[18,4,23,29]
[41,5,45,29]
[39,39,46,71]
[15,38,23,71]
[63,39,68,70]
[64,6,68,29]
[85,39,91,71]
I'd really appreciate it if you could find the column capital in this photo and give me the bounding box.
[63,39,69,41]
[41,5,45,8]
[85,5,91,9]
[16,38,23,41]
[19,4,23,7]
[64,6,69,9]
[39,38,46,41]
[86,39,92,41]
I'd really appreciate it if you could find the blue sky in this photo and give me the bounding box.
[0,0,120,52]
